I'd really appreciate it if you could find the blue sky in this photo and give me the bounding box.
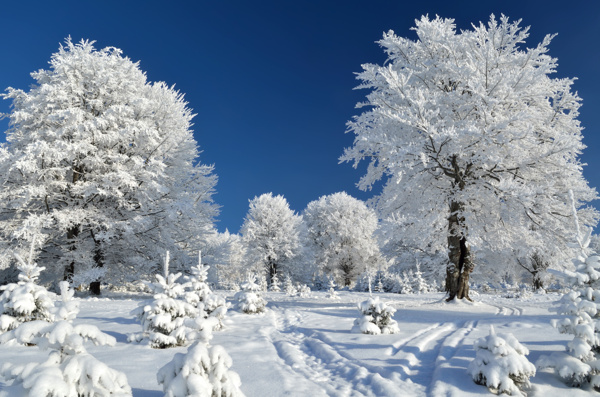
[1,1,599,233]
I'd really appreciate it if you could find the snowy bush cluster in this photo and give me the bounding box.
[1,280,132,396]
[130,252,229,349]
[354,266,439,295]
[352,296,399,335]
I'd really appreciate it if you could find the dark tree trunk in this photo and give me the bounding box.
[89,242,104,296]
[268,259,278,286]
[63,225,79,282]
[445,201,474,301]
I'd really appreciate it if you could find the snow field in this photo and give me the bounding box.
[1,291,596,396]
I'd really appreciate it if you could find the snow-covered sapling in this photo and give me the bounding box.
[184,252,229,331]
[468,326,535,396]
[352,297,399,335]
[270,272,281,292]
[157,342,244,397]
[234,274,266,314]
[0,281,132,396]
[537,191,600,388]
[0,239,55,333]
[129,251,198,348]
[298,284,311,298]
[283,274,296,296]
[326,278,340,300]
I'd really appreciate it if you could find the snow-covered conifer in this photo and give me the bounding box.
[234,275,266,314]
[270,272,281,292]
[0,281,132,396]
[341,15,599,301]
[468,326,535,396]
[0,38,218,293]
[184,252,229,331]
[412,263,430,294]
[0,239,55,333]
[240,193,303,285]
[537,191,600,388]
[304,192,382,286]
[129,252,198,348]
[352,297,399,335]
[157,341,244,397]
[283,275,297,296]
[326,278,340,300]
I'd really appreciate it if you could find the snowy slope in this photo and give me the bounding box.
[0,291,594,396]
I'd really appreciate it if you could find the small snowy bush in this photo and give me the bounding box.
[234,275,266,314]
[183,252,229,331]
[269,272,281,292]
[297,284,311,298]
[468,326,535,396]
[326,278,340,300]
[157,341,244,397]
[0,240,55,333]
[129,252,198,348]
[283,275,296,296]
[352,297,399,335]
[0,281,132,397]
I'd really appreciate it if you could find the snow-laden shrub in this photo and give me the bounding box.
[352,297,399,335]
[157,341,244,397]
[297,284,311,298]
[269,272,281,292]
[129,252,199,348]
[468,326,535,396]
[0,241,55,333]
[234,275,266,314]
[326,278,340,300]
[537,192,600,388]
[183,253,229,331]
[283,275,296,296]
[0,281,132,396]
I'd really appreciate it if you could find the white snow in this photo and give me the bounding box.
[0,290,596,396]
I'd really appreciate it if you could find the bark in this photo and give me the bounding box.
[268,259,278,286]
[63,225,79,282]
[445,201,474,301]
[89,242,104,296]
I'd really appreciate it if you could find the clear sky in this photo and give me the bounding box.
[1,1,599,234]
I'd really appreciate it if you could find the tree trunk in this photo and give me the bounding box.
[89,242,103,296]
[63,225,79,282]
[268,259,278,286]
[445,201,474,301]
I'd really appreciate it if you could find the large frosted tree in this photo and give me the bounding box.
[341,15,598,301]
[304,192,382,286]
[0,39,218,293]
[240,193,303,285]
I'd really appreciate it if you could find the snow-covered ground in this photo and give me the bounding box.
[0,290,594,396]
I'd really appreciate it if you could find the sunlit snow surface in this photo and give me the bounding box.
[0,290,595,396]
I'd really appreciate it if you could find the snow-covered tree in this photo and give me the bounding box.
[269,272,281,292]
[240,193,303,285]
[304,192,382,286]
[129,252,198,348]
[468,326,535,396]
[537,191,600,388]
[340,14,598,301]
[184,252,229,331]
[0,281,132,396]
[0,239,55,333]
[283,274,297,296]
[0,38,218,294]
[234,274,266,314]
[352,297,399,335]
[157,342,244,397]
[326,278,340,300]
